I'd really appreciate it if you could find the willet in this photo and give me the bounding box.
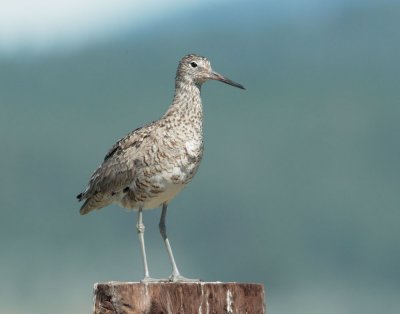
[77,54,245,282]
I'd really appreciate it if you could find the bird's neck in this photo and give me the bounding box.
[164,80,203,125]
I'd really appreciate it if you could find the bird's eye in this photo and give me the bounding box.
[190,62,197,68]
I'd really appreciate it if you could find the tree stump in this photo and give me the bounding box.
[93,282,265,314]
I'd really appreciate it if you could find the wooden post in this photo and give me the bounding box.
[93,282,265,314]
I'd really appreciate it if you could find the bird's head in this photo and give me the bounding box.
[176,54,245,90]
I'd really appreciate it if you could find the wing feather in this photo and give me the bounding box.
[77,123,156,214]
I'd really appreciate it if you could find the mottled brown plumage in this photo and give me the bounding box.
[77,54,243,215]
[77,54,244,281]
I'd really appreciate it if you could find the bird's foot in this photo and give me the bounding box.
[141,276,169,283]
[169,273,201,282]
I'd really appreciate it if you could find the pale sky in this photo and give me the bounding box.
[0,0,384,55]
[0,0,212,54]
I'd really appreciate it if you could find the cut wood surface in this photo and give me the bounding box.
[93,282,265,314]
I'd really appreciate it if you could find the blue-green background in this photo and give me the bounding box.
[1,1,399,313]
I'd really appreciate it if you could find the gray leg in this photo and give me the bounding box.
[159,203,199,282]
[136,208,160,282]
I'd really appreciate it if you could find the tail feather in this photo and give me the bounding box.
[79,199,95,215]
[77,192,84,201]
[77,190,95,215]
[77,191,93,215]
[79,195,113,215]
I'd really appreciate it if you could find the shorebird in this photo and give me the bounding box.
[77,54,244,282]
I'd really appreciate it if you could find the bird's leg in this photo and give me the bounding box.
[136,208,160,282]
[159,203,200,282]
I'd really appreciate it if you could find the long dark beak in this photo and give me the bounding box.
[211,71,245,90]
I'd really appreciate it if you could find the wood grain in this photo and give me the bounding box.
[93,282,265,314]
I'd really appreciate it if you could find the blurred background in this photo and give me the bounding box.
[1,0,399,313]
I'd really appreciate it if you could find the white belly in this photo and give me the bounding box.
[142,163,197,208]
[118,166,190,210]
[142,181,186,209]
[116,145,202,210]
